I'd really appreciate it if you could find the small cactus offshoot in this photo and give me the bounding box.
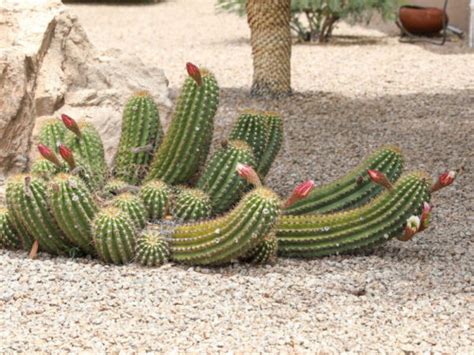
[135,232,170,267]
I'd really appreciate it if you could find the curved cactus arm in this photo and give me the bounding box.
[38,118,66,153]
[146,64,219,184]
[114,92,163,185]
[284,146,404,215]
[277,172,431,258]
[48,173,98,254]
[139,180,171,222]
[112,193,147,230]
[93,207,137,264]
[258,112,283,177]
[170,187,281,265]
[171,188,212,222]
[197,140,256,214]
[135,232,170,267]
[0,208,22,249]
[6,174,75,255]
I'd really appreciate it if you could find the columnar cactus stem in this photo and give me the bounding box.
[146,65,219,184]
[31,158,61,180]
[38,118,66,153]
[284,146,404,215]
[277,172,431,258]
[139,180,170,221]
[48,173,98,254]
[112,193,147,230]
[6,174,74,255]
[258,112,283,177]
[197,140,256,214]
[172,188,212,221]
[171,187,281,265]
[135,233,169,266]
[229,111,268,163]
[93,207,136,264]
[114,92,163,185]
[0,208,21,249]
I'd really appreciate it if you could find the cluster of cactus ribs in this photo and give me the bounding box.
[0,63,457,266]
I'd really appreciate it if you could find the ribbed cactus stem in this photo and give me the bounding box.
[48,173,98,254]
[6,174,74,255]
[229,111,268,163]
[102,179,130,198]
[197,140,256,214]
[277,172,431,258]
[241,232,278,264]
[115,92,163,185]
[135,233,169,266]
[139,180,170,222]
[146,66,219,184]
[0,208,21,249]
[38,118,66,153]
[112,193,147,230]
[31,158,61,180]
[258,112,283,177]
[284,146,404,215]
[172,188,212,221]
[171,187,281,265]
[93,207,136,264]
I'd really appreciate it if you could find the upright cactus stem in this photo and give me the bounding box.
[38,118,66,153]
[48,173,98,255]
[284,146,404,215]
[146,64,219,184]
[93,207,136,264]
[258,113,283,177]
[277,172,432,258]
[112,193,147,230]
[0,208,21,249]
[197,140,256,214]
[115,92,163,185]
[172,188,212,221]
[139,180,170,221]
[171,187,281,265]
[229,111,268,163]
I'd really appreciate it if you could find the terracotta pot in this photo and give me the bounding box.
[399,6,447,35]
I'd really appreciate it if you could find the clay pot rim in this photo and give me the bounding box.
[400,5,446,13]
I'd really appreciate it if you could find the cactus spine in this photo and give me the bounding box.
[38,118,66,153]
[48,173,98,254]
[258,113,283,177]
[93,207,136,264]
[284,146,404,215]
[172,188,212,221]
[171,187,280,265]
[139,180,170,221]
[146,65,219,184]
[135,233,169,266]
[277,172,431,258]
[197,140,256,214]
[112,193,147,230]
[0,208,21,249]
[115,92,163,185]
[6,175,74,255]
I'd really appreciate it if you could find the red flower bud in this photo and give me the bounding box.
[186,62,202,87]
[284,180,315,208]
[61,114,82,138]
[419,201,432,232]
[58,144,76,169]
[367,169,393,190]
[431,171,456,192]
[236,163,261,186]
[37,144,62,167]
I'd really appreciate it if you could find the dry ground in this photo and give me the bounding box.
[0,0,473,352]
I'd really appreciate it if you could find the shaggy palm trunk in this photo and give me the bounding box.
[247,0,292,97]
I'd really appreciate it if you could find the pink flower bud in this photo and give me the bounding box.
[58,144,76,169]
[236,163,261,186]
[186,62,202,86]
[61,114,82,138]
[37,144,62,167]
[419,202,432,232]
[367,169,393,190]
[431,171,456,192]
[284,180,315,208]
[398,215,420,241]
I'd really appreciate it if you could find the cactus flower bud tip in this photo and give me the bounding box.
[367,169,393,190]
[186,62,202,86]
[61,113,82,137]
[236,163,261,186]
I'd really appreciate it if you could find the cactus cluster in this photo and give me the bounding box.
[0,63,457,267]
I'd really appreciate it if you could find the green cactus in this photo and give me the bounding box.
[258,113,283,177]
[171,187,281,265]
[48,173,98,254]
[93,207,136,264]
[277,172,431,258]
[135,232,169,266]
[241,232,278,264]
[172,188,212,221]
[112,193,147,230]
[146,65,219,184]
[38,118,66,153]
[101,178,130,199]
[115,92,163,185]
[31,158,62,180]
[284,146,404,215]
[139,180,170,222]
[197,140,256,214]
[0,208,21,249]
[65,120,108,189]
[6,174,75,255]
[229,111,268,163]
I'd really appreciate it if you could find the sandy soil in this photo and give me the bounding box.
[0,0,472,352]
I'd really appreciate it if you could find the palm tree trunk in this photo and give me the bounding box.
[247,0,292,97]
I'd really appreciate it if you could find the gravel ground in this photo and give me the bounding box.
[1,0,473,352]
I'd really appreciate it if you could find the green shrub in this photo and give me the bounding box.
[216,0,400,42]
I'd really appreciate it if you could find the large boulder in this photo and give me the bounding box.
[0,0,170,201]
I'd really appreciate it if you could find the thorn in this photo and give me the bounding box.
[29,240,39,259]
